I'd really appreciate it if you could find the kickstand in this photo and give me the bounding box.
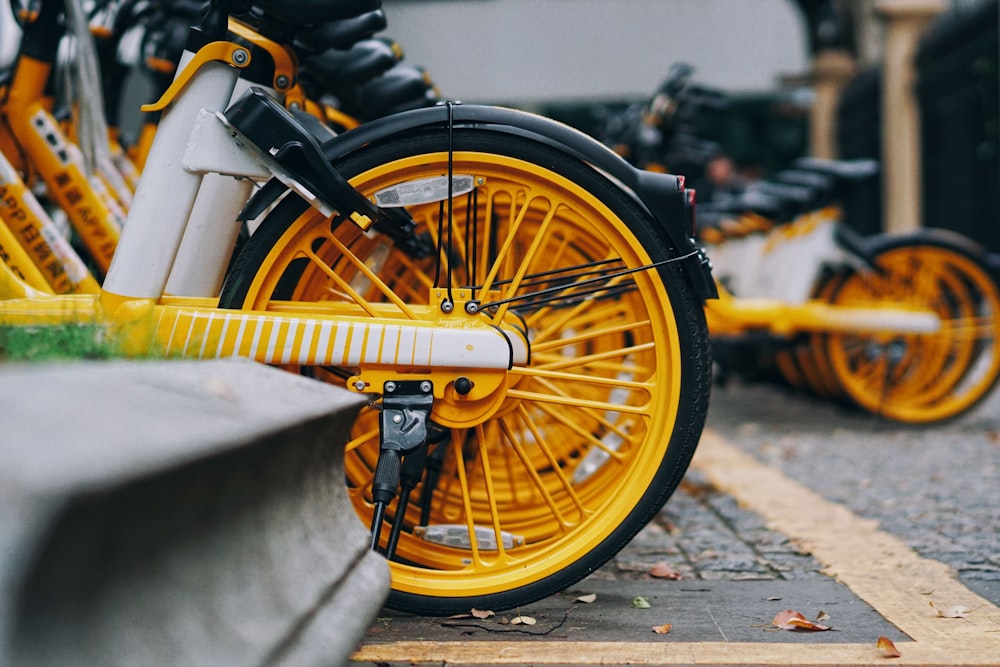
[369,381,434,555]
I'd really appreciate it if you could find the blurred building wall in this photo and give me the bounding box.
[383,0,810,106]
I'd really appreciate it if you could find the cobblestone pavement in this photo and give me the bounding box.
[603,469,829,584]
[600,375,1000,603]
[356,375,1000,664]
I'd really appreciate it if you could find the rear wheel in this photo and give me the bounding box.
[825,238,1000,423]
[220,129,711,614]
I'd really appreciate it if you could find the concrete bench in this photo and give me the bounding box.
[0,357,386,666]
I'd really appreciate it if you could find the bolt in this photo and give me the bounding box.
[353,380,366,391]
[391,413,403,424]
[275,74,290,90]
[232,49,249,65]
[477,177,485,185]
[384,381,397,393]
[440,300,454,314]
[420,381,432,393]
[454,377,473,395]
[465,301,479,314]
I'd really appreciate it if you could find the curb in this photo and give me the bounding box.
[0,357,385,666]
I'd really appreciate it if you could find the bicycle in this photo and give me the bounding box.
[603,65,1000,424]
[701,159,1000,423]
[1,0,440,296]
[0,0,715,615]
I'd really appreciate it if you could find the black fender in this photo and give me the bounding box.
[248,103,716,298]
[323,104,693,246]
[858,227,1000,283]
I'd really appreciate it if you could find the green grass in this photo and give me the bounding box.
[0,323,123,361]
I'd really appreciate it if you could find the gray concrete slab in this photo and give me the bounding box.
[0,358,387,667]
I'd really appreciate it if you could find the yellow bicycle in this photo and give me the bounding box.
[1,0,715,614]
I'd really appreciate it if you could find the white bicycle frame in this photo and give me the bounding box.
[703,208,942,336]
[2,26,527,395]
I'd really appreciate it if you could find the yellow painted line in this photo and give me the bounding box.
[693,430,1000,647]
[352,429,1000,665]
[353,640,997,665]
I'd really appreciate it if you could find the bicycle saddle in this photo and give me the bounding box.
[295,9,388,53]
[302,37,402,87]
[698,189,785,220]
[356,66,438,118]
[743,181,824,221]
[251,0,381,25]
[772,169,836,193]
[792,157,879,181]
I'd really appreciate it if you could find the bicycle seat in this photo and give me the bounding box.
[744,181,823,220]
[356,66,438,119]
[252,0,381,26]
[294,9,387,53]
[699,189,785,220]
[773,169,836,193]
[792,157,879,181]
[302,37,402,87]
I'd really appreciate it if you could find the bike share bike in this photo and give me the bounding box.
[603,64,1000,425]
[0,0,715,614]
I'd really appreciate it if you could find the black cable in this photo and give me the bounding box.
[478,250,700,311]
[445,100,455,305]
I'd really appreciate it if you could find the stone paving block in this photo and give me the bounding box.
[0,358,386,667]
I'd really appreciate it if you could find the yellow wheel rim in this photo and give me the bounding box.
[236,150,686,599]
[826,244,1000,422]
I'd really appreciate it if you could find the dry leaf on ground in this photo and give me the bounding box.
[771,609,831,631]
[470,608,495,619]
[574,593,597,604]
[510,615,537,625]
[652,623,672,634]
[649,561,683,580]
[877,636,902,658]
[632,596,651,609]
[930,601,973,618]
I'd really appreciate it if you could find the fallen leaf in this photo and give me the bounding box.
[877,636,901,658]
[470,608,495,619]
[510,615,536,625]
[574,593,597,604]
[815,610,831,622]
[632,596,651,609]
[498,616,510,625]
[771,609,831,631]
[649,561,683,580]
[930,601,971,618]
[652,623,672,634]
[767,596,782,601]
[448,613,472,619]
